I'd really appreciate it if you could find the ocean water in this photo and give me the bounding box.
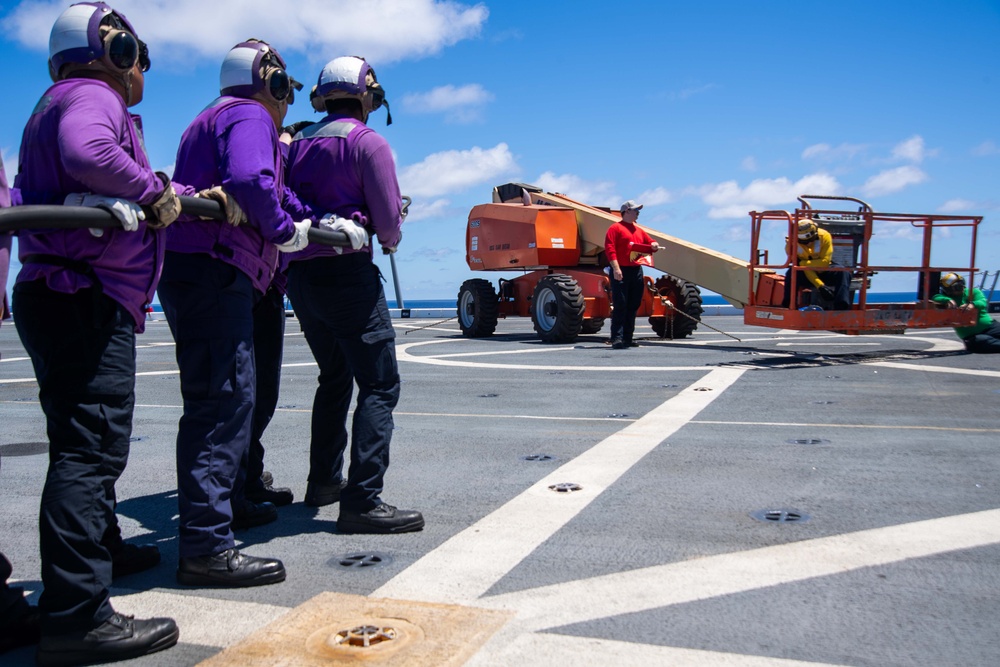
[386,292,927,309]
[144,291,991,313]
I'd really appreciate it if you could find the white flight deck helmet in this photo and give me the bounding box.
[311,55,392,125]
[48,2,149,88]
[220,39,301,104]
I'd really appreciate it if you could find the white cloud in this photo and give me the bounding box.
[891,135,928,163]
[741,156,758,172]
[972,141,1000,157]
[674,83,718,101]
[398,143,517,197]
[801,142,867,162]
[400,84,494,123]
[410,246,459,261]
[636,187,672,206]
[403,197,453,222]
[533,172,618,208]
[861,165,927,197]
[878,220,924,241]
[3,0,489,65]
[938,199,976,213]
[722,224,750,242]
[694,173,842,219]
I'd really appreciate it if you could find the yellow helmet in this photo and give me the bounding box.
[797,219,818,242]
[940,272,966,291]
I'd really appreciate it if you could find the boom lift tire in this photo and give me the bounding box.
[580,318,605,335]
[649,275,703,339]
[457,278,499,338]
[531,274,585,343]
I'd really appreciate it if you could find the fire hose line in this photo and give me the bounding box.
[659,296,742,342]
[0,196,352,247]
[403,315,458,334]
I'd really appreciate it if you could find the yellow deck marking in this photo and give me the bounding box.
[196,593,510,667]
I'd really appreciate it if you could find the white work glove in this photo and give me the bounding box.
[275,219,312,253]
[64,193,144,238]
[319,214,369,255]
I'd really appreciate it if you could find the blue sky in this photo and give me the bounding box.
[2,0,999,303]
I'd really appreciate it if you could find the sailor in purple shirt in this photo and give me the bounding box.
[10,4,183,665]
[158,39,311,588]
[285,56,424,534]
[0,157,11,328]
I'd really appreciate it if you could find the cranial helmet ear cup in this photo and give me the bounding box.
[263,67,288,102]
[101,29,139,72]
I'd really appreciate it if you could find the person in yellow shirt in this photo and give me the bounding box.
[781,219,851,310]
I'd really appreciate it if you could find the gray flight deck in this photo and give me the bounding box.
[1,313,998,666]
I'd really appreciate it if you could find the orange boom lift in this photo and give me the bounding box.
[457,183,981,342]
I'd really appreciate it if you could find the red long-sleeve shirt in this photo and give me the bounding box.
[604,220,654,267]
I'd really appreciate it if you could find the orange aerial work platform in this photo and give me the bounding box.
[745,195,981,335]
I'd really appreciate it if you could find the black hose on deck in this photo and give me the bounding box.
[0,196,350,246]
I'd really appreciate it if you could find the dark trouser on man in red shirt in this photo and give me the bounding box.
[610,266,644,348]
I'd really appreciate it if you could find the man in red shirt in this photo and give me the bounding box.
[604,200,661,348]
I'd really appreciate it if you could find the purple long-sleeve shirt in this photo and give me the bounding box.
[168,97,311,293]
[14,78,183,332]
[284,114,402,263]
[1,158,10,322]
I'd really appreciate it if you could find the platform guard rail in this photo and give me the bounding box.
[746,194,981,334]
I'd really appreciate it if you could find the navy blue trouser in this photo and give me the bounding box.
[610,266,644,344]
[782,265,851,310]
[964,320,1000,353]
[234,284,286,499]
[286,254,398,512]
[0,552,31,630]
[13,282,134,634]
[158,253,257,558]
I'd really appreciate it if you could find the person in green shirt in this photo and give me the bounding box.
[932,272,1000,353]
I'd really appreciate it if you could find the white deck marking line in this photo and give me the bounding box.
[373,367,746,604]
[466,632,843,667]
[870,361,1000,377]
[398,339,710,372]
[110,589,290,649]
[692,420,1000,433]
[0,356,30,363]
[479,508,1000,633]
[429,346,577,359]
[776,342,880,346]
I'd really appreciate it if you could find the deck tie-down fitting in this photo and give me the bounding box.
[549,482,582,493]
[334,625,397,648]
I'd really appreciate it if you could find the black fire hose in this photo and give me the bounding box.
[0,195,351,247]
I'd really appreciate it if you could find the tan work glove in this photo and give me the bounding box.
[147,172,182,229]
[197,186,246,226]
